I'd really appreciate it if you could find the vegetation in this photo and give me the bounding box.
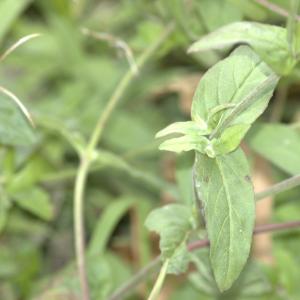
[1,1,300,299]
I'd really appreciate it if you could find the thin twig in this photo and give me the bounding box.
[81,27,139,75]
[87,23,175,153]
[0,86,34,127]
[0,33,41,63]
[253,0,300,21]
[108,220,300,300]
[255,174,300,201]
[73,23,175,300]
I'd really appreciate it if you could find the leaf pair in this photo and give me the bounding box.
[157,46,278,158]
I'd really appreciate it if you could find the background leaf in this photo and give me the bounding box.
[12,187,53,221]
[247,123,300,175]
[0,94,35,146]
[189,22,294,75]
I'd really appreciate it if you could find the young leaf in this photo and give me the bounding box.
[191,46,278,136]
[158,134,209,154]
[156,121,208,138]
[188,22,295,75]
[211,124,251,156]
[194,148,255,291]
[145,204,194,274]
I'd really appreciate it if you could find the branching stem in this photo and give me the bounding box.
[73,23,175,299]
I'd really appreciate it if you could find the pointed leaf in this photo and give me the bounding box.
[194,148,255,291]
[156,121,208,138]
[158,135,209,154]
[12,187,54,221]
[191,46,278,136]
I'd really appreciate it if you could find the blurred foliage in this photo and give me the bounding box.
[0,0,300,299]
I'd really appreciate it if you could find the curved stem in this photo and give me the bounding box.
[87,23,175,153]
[73,23,175,299]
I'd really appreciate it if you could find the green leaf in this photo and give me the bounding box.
[194,148,255,291]
[0,0,32,42]
[0,94,36,146]
[145,204,194,274]
[176,153,195,205]
[196,0,242,32]
[247,123,300,175]
[88,197,135,256]
[7,156,52,193]
[156,121,208,138]
[211,124,251,156]
[190,249,272,297]
[12,187,54,221]
[158,135,209,154]
[188,22,295,75]
[191,46,278,134]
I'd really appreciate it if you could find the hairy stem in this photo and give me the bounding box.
[73,23,175,299]
[108,220,300,300]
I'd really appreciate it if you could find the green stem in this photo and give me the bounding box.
[210,73,279,140]
[255,174,300,201]
[147,259,169,300]
[87,23,175,154]
[73,23,175,299]
[74,158,90,300]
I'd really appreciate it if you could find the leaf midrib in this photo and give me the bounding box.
[216,156,233,287]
